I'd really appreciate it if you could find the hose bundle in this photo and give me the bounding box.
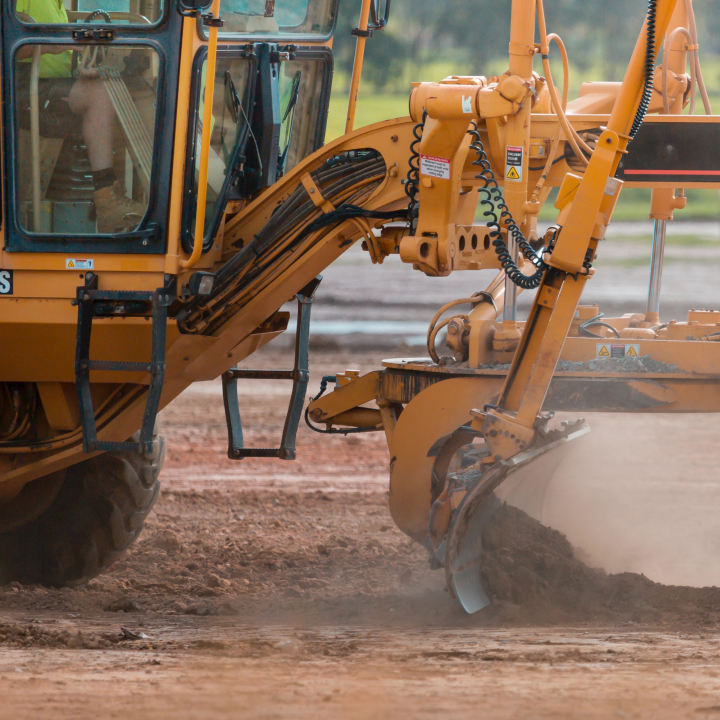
[178,150,405,335]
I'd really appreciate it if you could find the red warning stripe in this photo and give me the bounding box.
[624,169,720,176]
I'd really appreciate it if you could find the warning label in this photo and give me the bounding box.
[505,145,523,182]
[420,154,451,180]
[596,343,640,359]
[66,258,94,270]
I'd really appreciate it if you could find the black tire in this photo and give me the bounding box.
[0,432,164,587]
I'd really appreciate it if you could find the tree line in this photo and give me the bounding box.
[332,0,720,92]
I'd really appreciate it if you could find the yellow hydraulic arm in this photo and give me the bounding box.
[474,0,680,460]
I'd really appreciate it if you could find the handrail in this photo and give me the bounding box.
[344,0,373,134]
[30,46,42,232]
[65,10,151,24]
[181,0,222,270]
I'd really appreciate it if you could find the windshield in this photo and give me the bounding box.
[220,0,338,39]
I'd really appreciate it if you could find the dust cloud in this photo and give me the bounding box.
[536,413,720,588]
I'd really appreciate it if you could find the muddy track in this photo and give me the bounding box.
[4,348,720,718]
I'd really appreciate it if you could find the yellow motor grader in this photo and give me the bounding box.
[0,0,716,611]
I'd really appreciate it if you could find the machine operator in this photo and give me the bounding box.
[15,0,146,233]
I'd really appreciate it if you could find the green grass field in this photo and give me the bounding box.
[326,90,720,223]
[325,92,410,141]
[538,187,720,222]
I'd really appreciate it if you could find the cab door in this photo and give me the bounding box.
[1,0,183,254]
[181,0,337,256]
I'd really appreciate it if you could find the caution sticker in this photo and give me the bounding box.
[596,343,640,359]
[420,154,451,180]
[66,258,94,270]
[505,145,523,182]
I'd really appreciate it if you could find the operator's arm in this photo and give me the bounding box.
[14,0,72,74]
[16,45,69,61]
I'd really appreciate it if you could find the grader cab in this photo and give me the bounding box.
[0,0,717,613]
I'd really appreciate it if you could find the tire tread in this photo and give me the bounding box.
[0,432,165,587]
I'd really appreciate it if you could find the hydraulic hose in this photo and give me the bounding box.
[469,124,549,290]
[425,293,497,364]
[304,376,380,435]
[404,113,425,236]
[536,0,592,166]
[0,385,145,453]
[629,0,658,139]
[578,313,621,339]
[682,0,711,114]
[661,27,695,114]
[178,150,407,335]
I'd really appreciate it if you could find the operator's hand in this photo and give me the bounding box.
[16,44,70,61]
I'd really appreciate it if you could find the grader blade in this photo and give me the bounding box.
[444,425,590,614]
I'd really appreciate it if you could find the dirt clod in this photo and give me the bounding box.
[103,597,142,613]
[153,530,182,554]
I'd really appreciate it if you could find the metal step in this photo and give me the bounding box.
[221,276,320,460]
[74,271,175,454]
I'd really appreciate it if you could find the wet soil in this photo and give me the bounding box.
[482,503,720,626]
[5,482,720,720]
[4,348,720,718]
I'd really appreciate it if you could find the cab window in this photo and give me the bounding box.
[277,52,331,176]
[14,42,159,235]
[182,47,331,253]
[16,0,164,26]
[182,51,255,252]
[220,0,338,39]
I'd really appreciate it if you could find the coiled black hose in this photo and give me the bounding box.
[629,0,658,139]
[405,113,426,236]
[468,124,549,290]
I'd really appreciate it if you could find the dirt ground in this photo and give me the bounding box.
[4,348,720,719]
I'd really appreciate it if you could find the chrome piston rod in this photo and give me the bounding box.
[647,219,667,317]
